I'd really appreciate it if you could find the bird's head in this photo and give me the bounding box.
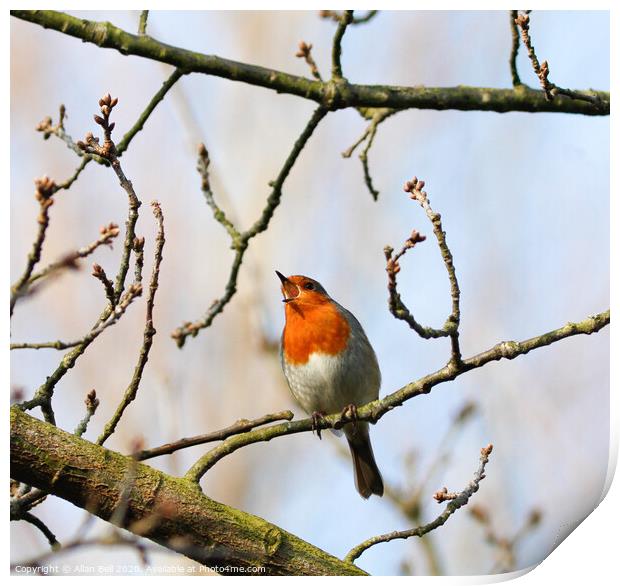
[275,271,330,306]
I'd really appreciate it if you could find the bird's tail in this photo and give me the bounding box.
[345,422,384,499]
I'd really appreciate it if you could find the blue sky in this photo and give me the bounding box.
[10,10,610,575]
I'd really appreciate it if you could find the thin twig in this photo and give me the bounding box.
[386,177,462,365]
[17,98,145,423]
[92,263,116,306]
[295,41,322,81]
[378,401,478,575]
[470,504,542,573]
[514,11,605,109]
[10,177,56,316]
[331,400,477,574]
[331,10,353,79]
[10,485,56,549]
[171,106,328,347]
[132,235,145,284]
[74,390,100,438]
[33,68,183,192]
[27,222,120,285]
[111,168,139,301]
[36,112,107,165]
[342,107,396,200]
[11,222,118,313]
[14,282,142,356]
[11,340,82,351]
[97,202,165,445]
[196,144,240,242]
[133,410,294,461]
[509,11,522,86]
[359,124,380,200]
[17,511,61,550]
[184,309,608,483]
[56,157,90,192]
[514,12,552,100]
[138,10,149,35]
[344,444,493,563]
[387,402,478,516]
[77,94,142,304]
[320,10,379,25]
[116,68,184,155]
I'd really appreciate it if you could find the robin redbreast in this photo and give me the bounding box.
[276,271,384,498]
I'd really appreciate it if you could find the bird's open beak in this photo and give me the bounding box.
[276,270,299,303]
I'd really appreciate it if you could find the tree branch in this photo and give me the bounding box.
[16,283,143,417]
[295,41,322,81]
[508,10,522,86]
[15,511,61,550]
[132,410,294,462]
[34,66,183,200]
[331,10,353,79]
[320,10,379,26]
[74,390,100,438]
[10,407,367,576]
[386,177,462,364]
[137,10,149,35]
[342,107,396,200]
[10,284,142,356]
[344,444,493,563]
[16,96,145,424]
[96,202,165,445]
[171,105,328,347]
[10,177,57,316]
[26,222,120,286]
[184,309,608,483]
[514,11,604,108]
[36,109,107,165]
[115,68,184,155]
[11,11,609,115]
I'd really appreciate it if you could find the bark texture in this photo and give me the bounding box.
[10,407,365,576]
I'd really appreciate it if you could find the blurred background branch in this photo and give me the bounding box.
[345,444,494,564]
[10,9,609,576]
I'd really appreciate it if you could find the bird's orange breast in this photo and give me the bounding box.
[282,301,350,365]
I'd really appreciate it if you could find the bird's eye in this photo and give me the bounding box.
[304,282,315,290]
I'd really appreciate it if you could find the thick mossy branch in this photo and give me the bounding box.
[10,408,366,576]
[11,11,609,116]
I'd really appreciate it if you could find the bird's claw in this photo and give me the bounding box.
[311,411,327,439]
[343,403,358,422]
[335,403,358,429]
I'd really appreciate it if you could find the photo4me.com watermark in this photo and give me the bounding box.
[13,563,267,575]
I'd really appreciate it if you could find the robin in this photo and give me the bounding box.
[276,271,384,498]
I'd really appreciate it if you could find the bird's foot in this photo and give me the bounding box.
[337,403,358,429]
[311,411,327,440]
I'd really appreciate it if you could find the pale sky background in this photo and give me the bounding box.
[10,10,609,576]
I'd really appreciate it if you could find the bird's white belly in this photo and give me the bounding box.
[282,350,379,415]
